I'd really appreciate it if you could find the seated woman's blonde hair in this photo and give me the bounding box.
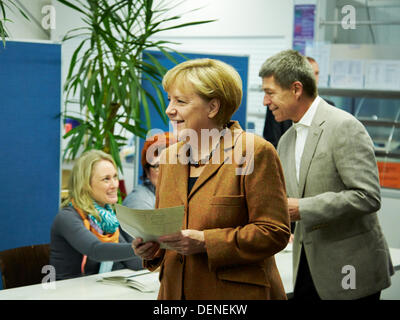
[162,58,243,127]
[62,149,118,221]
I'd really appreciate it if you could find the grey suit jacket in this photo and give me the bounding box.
[277,99,394,299]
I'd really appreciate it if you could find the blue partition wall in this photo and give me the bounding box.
[138,51,249,181]
[0,41,61,258]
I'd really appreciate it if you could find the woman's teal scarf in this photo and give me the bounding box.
[88,201,120,235]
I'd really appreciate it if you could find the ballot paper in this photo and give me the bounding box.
[98,270,159,292]
[114,204,184,248]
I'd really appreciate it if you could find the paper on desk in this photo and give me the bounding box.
[115,204,184,248]
[98,271,159,292]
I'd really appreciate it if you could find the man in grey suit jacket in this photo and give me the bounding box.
[259,49,394,300]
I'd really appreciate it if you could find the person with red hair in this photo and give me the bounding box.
[122,132,176,210]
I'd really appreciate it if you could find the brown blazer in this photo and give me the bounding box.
[145,121,290,300]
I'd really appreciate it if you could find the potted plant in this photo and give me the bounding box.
[59,0,214,171]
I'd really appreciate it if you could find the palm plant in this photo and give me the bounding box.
[59,0,214,171]
[0,0,29,46]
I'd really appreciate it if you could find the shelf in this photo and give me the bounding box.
[319,88,400,99]
[250,87,400,99]
[376,151,400,160]
[360,119,400,128]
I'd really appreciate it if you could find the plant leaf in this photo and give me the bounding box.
[107,131,123,173]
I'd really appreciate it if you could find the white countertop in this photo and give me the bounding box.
[0,247,398,300]
[0,269,159,300]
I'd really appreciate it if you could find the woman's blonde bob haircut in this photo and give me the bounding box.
[162,58,243,127]
[62,149,118,221]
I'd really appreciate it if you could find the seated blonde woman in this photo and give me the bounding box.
[50,150,143,280]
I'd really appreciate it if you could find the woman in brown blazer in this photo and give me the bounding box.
[133,58,290,300]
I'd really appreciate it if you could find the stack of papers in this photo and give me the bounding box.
[98,271,159,292]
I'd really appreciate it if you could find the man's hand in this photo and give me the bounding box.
[288,198,300,221]
[158,230,206,255]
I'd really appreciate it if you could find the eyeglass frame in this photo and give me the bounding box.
[148,163,160,171]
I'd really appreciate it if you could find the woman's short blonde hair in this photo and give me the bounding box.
[162,58,243,127]
[62,149,117,220]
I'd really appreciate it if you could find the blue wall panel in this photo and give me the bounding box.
[0,41,61,256]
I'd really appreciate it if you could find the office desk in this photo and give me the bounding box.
[0,255,292,300]
[0,248,398,300]
[390,248,400,271]
[275,247,293,294]
[0,269,159,300]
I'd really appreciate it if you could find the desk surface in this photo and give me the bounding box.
[390,248,400,271]
[0,269,159,300]
[0,248,399,300]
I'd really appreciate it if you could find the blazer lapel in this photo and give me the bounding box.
[188,159,224,201]
[173,142,190,205]
[283,128,300,198]
[298,101,327,197]
[188,122,243,200]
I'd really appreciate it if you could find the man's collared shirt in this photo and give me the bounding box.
[293,96,321,183]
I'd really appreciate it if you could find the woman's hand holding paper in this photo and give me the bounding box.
[158,230,206,255]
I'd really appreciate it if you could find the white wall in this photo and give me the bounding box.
[50,0,85,41]
[50,0,294,39]
[50,0,295,79]
[5,0,51,41]
[153,0,293,38]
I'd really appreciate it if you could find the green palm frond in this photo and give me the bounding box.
[0,0,30,47]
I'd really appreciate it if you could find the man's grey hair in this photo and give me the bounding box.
[259,49,317,98]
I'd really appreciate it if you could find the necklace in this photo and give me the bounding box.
[188,148,216,168]
[188,128,227,168]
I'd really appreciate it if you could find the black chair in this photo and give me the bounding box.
[0,244,50,289]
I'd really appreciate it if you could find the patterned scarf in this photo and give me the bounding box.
[70,199,120,275]
[89,201,120,234]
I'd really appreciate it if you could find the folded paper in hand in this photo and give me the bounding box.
[115,204,184,248]
[98,270,159,292]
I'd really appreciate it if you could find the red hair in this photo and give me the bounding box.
[141,132,176,169]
